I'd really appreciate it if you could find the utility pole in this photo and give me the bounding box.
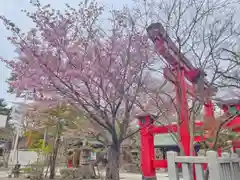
[11,92,30,165]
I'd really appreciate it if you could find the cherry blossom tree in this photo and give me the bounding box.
[2,0,239,179]
[0,1,158,179]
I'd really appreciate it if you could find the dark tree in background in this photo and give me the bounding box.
[0,99,11,116]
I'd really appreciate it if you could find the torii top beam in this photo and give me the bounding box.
[147,23,194,71]
[146,23,217,95]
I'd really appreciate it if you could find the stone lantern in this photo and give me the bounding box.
[80,146,92,165]
[130,149,139,163]
[77,146,98,179]
[122,148,140,173]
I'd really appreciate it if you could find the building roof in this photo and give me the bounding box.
[154,133,177,146]
[215,98,240,108]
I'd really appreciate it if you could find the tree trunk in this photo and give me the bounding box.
[49,135,60,179]
[49,123,61,179]
[105,144,121,180]
[45,155,50,178]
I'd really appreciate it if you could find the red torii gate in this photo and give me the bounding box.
[137,23,240,180]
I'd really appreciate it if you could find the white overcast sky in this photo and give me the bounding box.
[0,0,131,104]
[0,0,238,105]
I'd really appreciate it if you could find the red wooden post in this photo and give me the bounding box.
[204,100,214,117]
[175,67,191,156]
[176,68,197,180]
[217,148,222,156]
[232,146,236,153]
[68,159,73,168]
[138,114,157,180]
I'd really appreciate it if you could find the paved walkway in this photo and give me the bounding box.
[0,171,9,178]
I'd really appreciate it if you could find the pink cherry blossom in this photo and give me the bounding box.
[0,1,162,179]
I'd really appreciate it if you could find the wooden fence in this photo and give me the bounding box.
[167,151,240,180]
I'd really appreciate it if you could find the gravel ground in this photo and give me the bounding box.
[0,172,171,180]
[0,169,178,180]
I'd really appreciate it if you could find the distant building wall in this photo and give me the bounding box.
[8,150,40,166]
[0,115,7,128]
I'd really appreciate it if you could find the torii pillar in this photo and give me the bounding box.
[137,113,157,180]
